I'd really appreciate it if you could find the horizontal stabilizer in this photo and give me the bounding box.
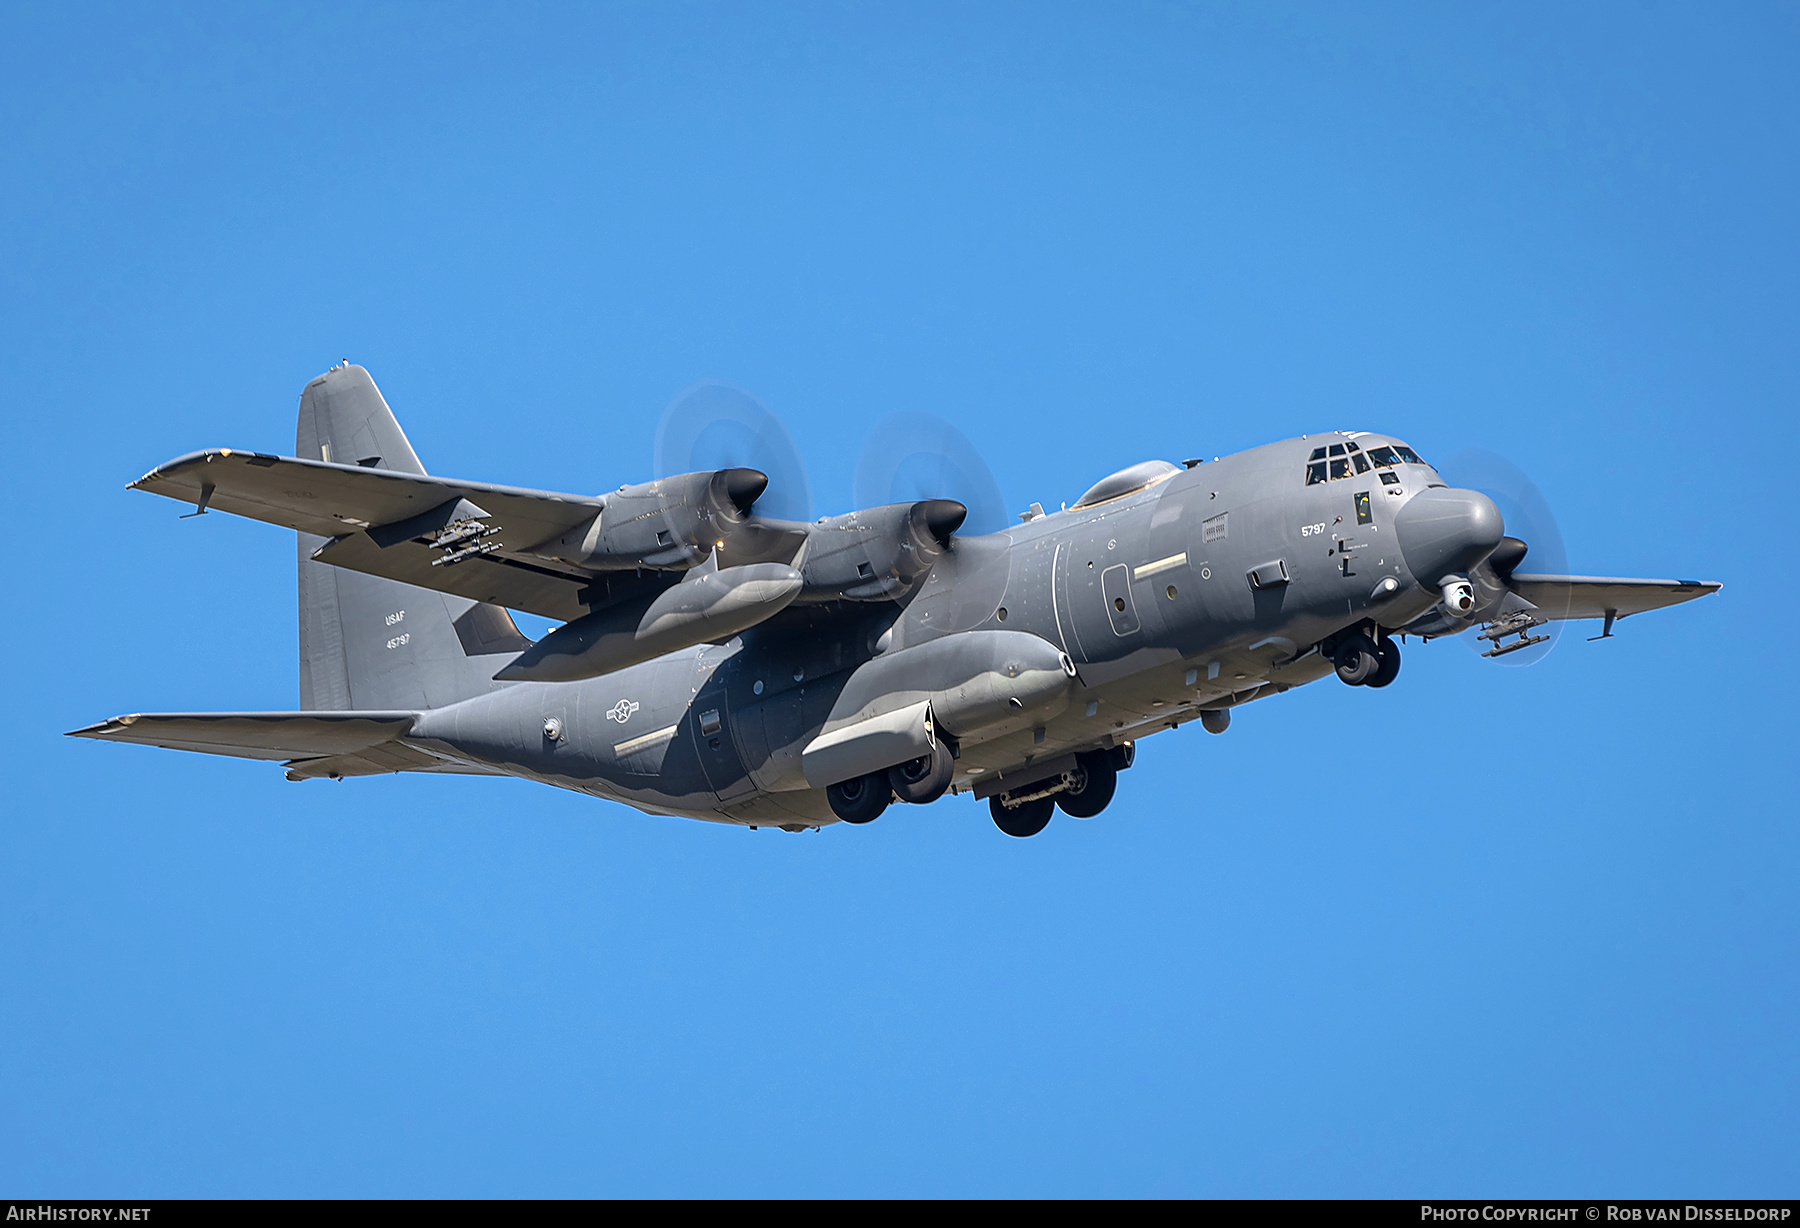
[282,744,501,780]
[1508,575,1722,620]
[68,711,419,761]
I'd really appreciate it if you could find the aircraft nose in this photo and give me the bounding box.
[1393,486,1504,585]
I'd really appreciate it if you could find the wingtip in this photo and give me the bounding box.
[67,714,140,738]
[127,448,242,491]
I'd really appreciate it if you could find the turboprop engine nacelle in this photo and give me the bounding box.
[536,468,769,571]
[495,560,804,683]
[797,499,968,601]
[800,630,1075,787]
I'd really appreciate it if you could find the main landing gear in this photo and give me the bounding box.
[826,736,956,824]
[988,745,1132,838]
[826,772,889,824]
[1333,631,1400,689]
[828,739,1134,839]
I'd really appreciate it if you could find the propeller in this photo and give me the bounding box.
[654,380,814,522]
[1436,448,1571,667]
[852,411,1009,537]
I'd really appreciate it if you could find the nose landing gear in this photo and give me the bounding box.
[1332,631,1401,688]
[1333,633,1381,685]
[1367,637,1401,688]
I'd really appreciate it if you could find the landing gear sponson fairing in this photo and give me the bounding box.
[73,366,1721,837]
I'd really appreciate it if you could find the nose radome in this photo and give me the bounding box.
[1393,487,1504,586]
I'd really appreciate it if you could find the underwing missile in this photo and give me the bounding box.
[496,561,803,683]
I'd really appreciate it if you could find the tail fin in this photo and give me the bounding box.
[296,364,530,711]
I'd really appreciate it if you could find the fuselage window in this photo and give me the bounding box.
[1310,447,1327,461]
[1352,451,1371,474]
[1306,461,1328,485]
[1328,443,1346,457]
[1330,457,1352,480]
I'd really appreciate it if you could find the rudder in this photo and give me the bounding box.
[295,364,530,711]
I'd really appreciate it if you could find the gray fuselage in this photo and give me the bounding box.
[405,432,1457,828]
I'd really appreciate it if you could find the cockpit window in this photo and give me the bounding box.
[1306,439,1428,485]
[1312,440,1429,485]
[1363,443,1428,468]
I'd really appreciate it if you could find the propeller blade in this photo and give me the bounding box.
[655,381,814,523]
[1437,448,1570,666]
[853,412,1008,538]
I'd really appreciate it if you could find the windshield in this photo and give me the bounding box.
[1306,439,1403,485]
[1362,443,1427,468]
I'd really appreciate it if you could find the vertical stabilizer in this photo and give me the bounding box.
[296,365,529,711]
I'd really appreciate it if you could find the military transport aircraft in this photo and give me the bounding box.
[72,365,1721,837]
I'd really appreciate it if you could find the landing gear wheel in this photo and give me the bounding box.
[990,794,1054,838]
[1057,753,1117,818]
[828,773,891,824]
[888,739,954,804]
[1334,633,1381,686]
[1366,638,1401,688]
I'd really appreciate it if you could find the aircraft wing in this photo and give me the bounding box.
[65,710,502,780]
[1507,575,1722,620]
[130,449,617,621]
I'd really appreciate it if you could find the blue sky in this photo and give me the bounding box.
[2,2,1794,1197]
